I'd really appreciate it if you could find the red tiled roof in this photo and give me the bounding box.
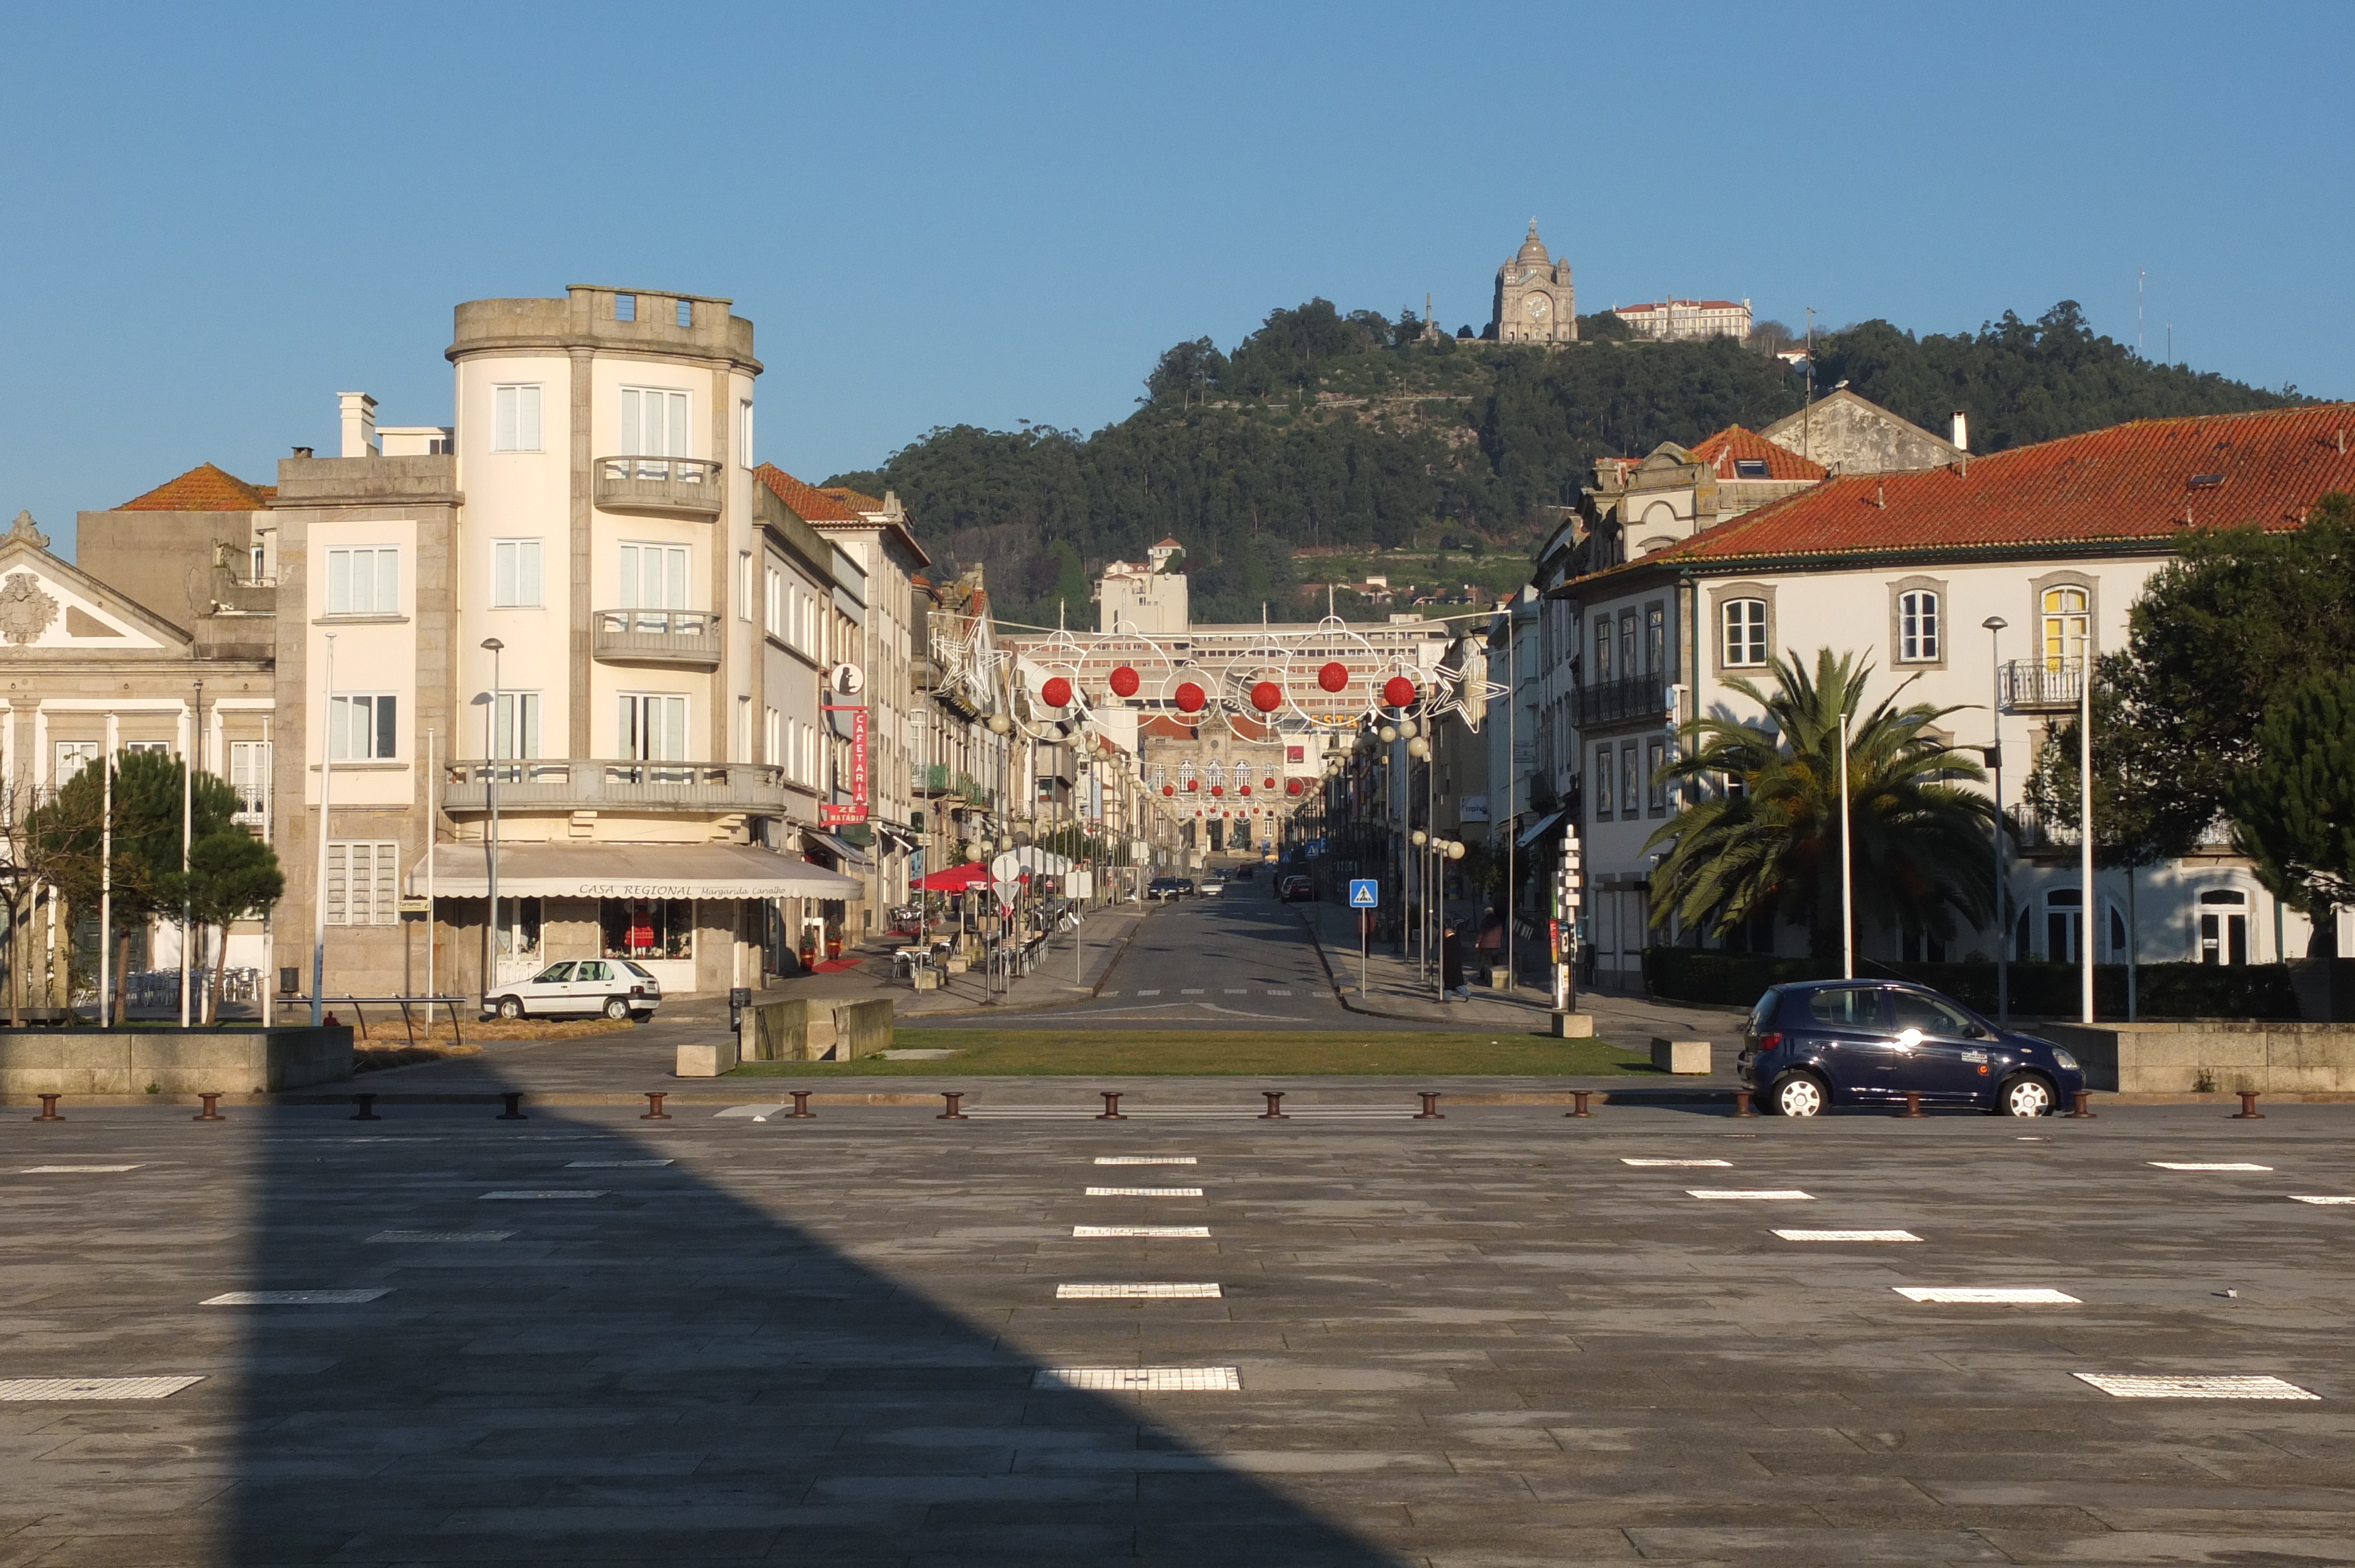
[1687,426,1827,483]
[754,464,861,523]
[1630,404,2355,570]
[818,484,886,513]
[117,462,271,511]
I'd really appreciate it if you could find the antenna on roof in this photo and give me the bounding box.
[2138,266,2145,358]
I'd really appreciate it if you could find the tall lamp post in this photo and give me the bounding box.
[1982,616,2009,1024]
[311,635,336,1025]
[1838,703,1855,981]
[2078,625,2095,1025]
[481,637,503,1009]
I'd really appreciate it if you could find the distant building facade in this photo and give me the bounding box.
[1611,298,1753,343]
[1490,222,1577,346]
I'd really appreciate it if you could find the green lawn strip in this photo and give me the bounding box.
[729,1029,1656,1077]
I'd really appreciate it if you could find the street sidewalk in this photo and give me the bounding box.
[1292,897,1746,1061]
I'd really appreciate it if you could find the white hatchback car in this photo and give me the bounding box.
[489,959,662,1021]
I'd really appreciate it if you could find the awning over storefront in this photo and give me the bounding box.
[913,861,992,892]
[1515,809,1567,849]
[410,843,865,900]
[802,830,873,871]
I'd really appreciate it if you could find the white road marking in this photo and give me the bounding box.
[203,1290,391,1305]
[1623,1158,1731,1167]
[0,1377,203,1401]
[1135,989,1161,996]
[1181,989,1206,995]
[1775,1229,1922,1242]
[1056,1283,1222,1299]
[1687,1189,1814,1201]
[1096,1157,1197,1165]
[20,1165,141,1174]
[2075,1373,2318,1400]
[2290,1195,2355,1205]
[1072,1225,1211,1238]
[1036,1366,1238,1391]
[1895,1287,2078,1304]
[714,1105,785,1118]
[1086,1187,1203,1197]
[2150,1162,2273,1171]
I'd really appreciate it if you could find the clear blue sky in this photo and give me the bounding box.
[6,1,2350,559]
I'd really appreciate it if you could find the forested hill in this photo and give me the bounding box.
[826,300,2303,629]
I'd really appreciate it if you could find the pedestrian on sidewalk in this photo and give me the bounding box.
[1441,921,1470,1002]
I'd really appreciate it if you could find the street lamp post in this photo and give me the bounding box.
[1983,616,2009,1024]
[180,677,200,1027]
[481,638,503,1010]
[311,635,336,1026]
[2078,626,2095,1025]
[1839,703,1855,981]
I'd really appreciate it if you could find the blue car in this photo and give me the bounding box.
[1737,979,2087,1118]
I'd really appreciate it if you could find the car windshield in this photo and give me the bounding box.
[622,961,657,982]
[532,962,575,984]
[1806,987,1884,1028]
[1889,990,1981,1039]
[1747,990,1780,1035]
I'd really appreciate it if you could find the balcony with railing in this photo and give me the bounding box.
[1572,673,1674,729]
[913,762,997,807]
[593,456,724,517]
[442,759,787,816]
[592,609,722,668]
[1998,659,2086,711]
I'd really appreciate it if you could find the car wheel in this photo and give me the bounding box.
[1771,1073,1827,1118]
[495,996,525,1021]
[1996,1074,2055,1117]
[602,996,632,1021]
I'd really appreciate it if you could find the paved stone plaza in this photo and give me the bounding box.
[1,1096,2350,1566]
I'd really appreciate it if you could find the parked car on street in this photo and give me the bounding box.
[1178,878,1198,897]
[1199,873,1228,897]
[1737,979,2084,1117]
[487,959,663,1021]
[1279,874,1316,902]
[1147,876,1185,901]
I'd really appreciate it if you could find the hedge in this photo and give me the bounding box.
[1640,948,2301,1021]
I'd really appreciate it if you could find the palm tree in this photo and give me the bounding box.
[1644,649,1997,961]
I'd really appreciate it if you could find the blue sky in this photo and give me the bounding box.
[6,1,2350,558]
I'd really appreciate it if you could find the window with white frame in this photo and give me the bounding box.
[618,386,689,457]
[736,552,753,622]
[1898,589,1940,662]
[1620,742,1640,820]
[738,400,754,468]
[230,741,271,815]
[492,384,543,452]
[325,546,399,615]
[1593,742,1614,819]
[764,567,785,639]
[493,692,540,759]
[619,694,688,762]
[1591,617,1612,683]
[53,740,99,785]
[764,706,781,767]
[330,693,399,760]
[1721,597,1767,667]
[121,740,172,756]
[618,542,688,612]
[325,841,400,926]
[1647,739,1668,815]
[492,539,542,607]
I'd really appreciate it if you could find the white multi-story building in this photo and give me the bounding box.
[1611,297,1753,343]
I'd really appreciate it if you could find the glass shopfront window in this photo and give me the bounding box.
[601,898,695,961]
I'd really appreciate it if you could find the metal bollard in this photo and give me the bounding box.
[351,1094,380,1121]
[496,1092,527,1121]
[1414,1092,1444,1120]
[1565,1090,1592,1118]
[1259,1091,1288,1120]
[1097,1092,1127,1121]
[641,1092,670,1121]
[34,1094,61,1122]
[1901,1091,1925,1119]
[1731,1089,1756,1118]
[787,1091,815,1119]
[2232,1090,2264,1120]
[938,1091,968,1120]
[194,1093,224,1122]
[2067,1089,2097,1119]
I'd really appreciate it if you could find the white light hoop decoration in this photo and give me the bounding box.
[1283,616,1383,731]
[1010,626,1092,743]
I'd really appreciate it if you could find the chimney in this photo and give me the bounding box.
[1949,411,1969,453]
[338,392,379,458]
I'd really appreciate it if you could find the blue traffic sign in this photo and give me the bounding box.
[1348,879,1379,908]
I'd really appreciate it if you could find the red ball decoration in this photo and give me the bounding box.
[1263,777,1276,789]
[1211,785,1224,798]
[1318,660,1349,693]
[1185,778,1198,790]
[1162,784,1174,797]
[1239,785,1252,797]
[1040,675,1073,708]
[1175,680,1206,713]
[1286,779,1303,795]
[1250,679,1282,712]
[1109,665,1140,697]
[1382,675,1417,709]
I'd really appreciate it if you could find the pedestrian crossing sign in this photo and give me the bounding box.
[1348,879,1379,908]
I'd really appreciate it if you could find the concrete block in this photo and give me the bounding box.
[912,968,941,991]
[742,998,812,1062]
[834,999,894,1060]
[675,1035,738,1078]
[0,1026,351,1095]
[1650,1037,1710,1074]
[1550,1012,1595,1038]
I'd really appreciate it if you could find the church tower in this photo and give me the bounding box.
[1491,221,1576,345]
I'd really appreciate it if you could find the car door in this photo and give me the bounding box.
[523,961,574,1009]
[570,960,612,1014]
[1888,989,1997,1101]
[1800,986,1894,1101]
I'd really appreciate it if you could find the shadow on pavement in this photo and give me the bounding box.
[224,1069,1407,1566]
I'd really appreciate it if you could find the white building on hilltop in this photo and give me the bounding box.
[1611,298,1753,343]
